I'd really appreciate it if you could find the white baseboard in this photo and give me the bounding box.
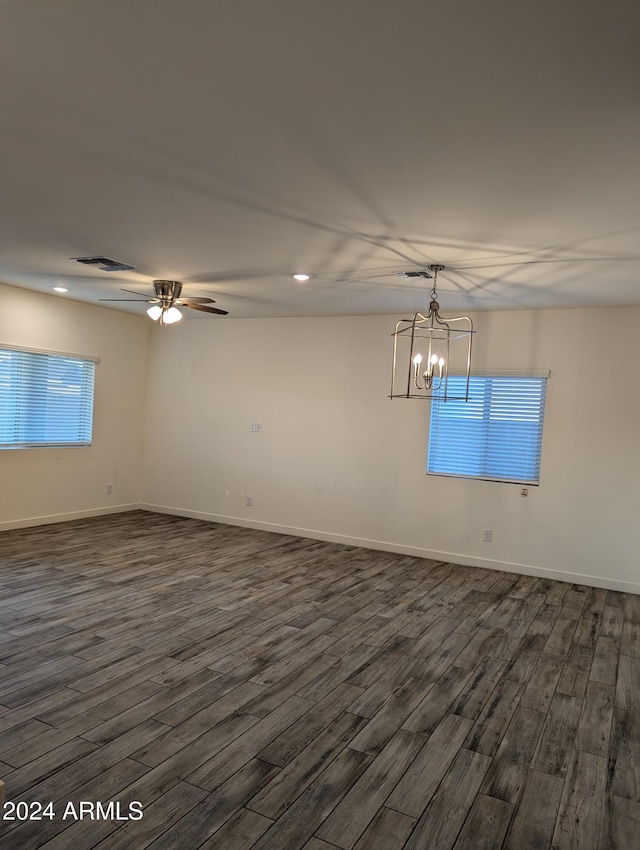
[140,502,640,596]
[0,503,142,532]
[5,501,637,596]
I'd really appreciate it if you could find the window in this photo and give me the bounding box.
[0,347,96,449]
[427,374,547,484]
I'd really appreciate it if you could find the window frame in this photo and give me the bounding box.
[0,344,99,450]
[426,371,549,485]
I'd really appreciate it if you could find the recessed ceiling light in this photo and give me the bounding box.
[292,273,311,281]
[52,286,69,293]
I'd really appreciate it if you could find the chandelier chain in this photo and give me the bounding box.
[429,266,439,303]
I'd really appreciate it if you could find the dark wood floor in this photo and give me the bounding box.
[0,512,638,849]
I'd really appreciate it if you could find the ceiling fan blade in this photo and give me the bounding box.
[179,297,216,304]
[186,303,229,316]
[121,288,154,298]
[99,298,151,302]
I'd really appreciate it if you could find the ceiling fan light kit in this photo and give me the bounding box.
[147,304,182,324]
[390,265,474,402]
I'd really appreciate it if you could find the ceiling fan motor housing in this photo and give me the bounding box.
[153,280,183,302]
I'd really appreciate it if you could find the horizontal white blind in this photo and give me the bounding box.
[427,376,547,484]
[0,348,95,448]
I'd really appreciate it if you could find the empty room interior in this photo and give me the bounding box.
[1,1,639,848]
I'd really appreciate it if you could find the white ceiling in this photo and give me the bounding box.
[1,0,639,319]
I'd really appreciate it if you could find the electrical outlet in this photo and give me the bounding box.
[256,423,262,432]
[106,483,112,495]
[483,528,492,542]
[521,488,529,497]
[246,496,253,506]
[250,422,256,432]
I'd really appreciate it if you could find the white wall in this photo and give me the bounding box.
[141,307,640,593]
[0,283,150,528]
[3,283,638,594]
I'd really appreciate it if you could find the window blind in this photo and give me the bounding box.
[0,347,95,448]
[427,375,547,484]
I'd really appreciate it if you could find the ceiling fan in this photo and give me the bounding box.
[100,280,228,324]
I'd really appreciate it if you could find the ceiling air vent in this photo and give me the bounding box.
[71,256,135,272]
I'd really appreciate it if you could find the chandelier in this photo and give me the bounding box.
[390,264,474,401]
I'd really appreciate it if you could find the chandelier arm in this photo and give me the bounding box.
[407,319,418,397]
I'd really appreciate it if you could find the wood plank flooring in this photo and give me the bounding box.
[0,510,639,849]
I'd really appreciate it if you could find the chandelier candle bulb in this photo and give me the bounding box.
[413,347,445,391]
